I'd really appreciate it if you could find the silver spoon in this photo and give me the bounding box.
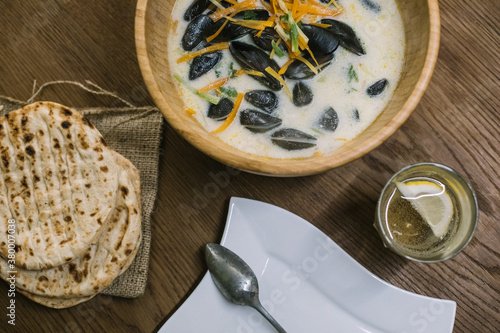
[205,243,287,333]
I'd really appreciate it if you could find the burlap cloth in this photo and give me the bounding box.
[0,81,164,298]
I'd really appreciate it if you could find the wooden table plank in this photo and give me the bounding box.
[0,0,498,332]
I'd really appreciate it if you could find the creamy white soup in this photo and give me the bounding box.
[168,0,405,158]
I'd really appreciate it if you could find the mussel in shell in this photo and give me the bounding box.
[320,19,365,56]
[207,98,234,120]
[301,24,340,55]
[292,82,313,107]
[252,27,287,53]
[367,79,388,96]
[284,52,334,80]
[318,107,339,132]
[271,128,317,150]
[240,109,282,133]
[360,0,381,13]
[229,41,283,90]
[183,0,212,21]
[182,15,214,51]
[352,109,360,121]
[244,90,278,113]
[189,51,222,80]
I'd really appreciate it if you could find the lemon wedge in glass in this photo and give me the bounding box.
[395,180,453,238]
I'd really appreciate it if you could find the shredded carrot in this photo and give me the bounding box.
[278,58,294,75]
[244,70,265,77]
[234,69,264,77]
[271,0,278,14]
[325,0,337,7]
[309,22,332,28]
[198,77,230,93]
[297,4,342,16]
[265,67,291,98]
[313,151,323,157]
[227,18,274,30]
[177,43,229,63]
[295,55,319,75]
[291,0,299,19]
[305,47,319,66]
[212,93,244,133]
[209,0,257,21]
[185,108,196,115]
[335,138,348,143]
[224,0,238,4]
[206,19,231,43]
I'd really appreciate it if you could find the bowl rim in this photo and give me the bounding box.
[135,0,441,176]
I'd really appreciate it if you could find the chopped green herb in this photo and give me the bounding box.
[220,86,238,98]
[271,40,285,58]
[280,14,287,21]
[297,21,304,29]
[311,128,325,135]
[229,62,237,78]
[174,74,221,105]
[244,10,257,20]
[317,75,327,83]
[348,64,359,83]
[288,13,299,53]
[347,88,358,94]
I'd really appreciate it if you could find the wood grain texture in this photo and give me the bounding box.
[0,0,499,332]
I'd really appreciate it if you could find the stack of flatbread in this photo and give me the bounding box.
[0,102,142,308]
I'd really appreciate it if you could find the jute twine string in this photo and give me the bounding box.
[0,81,164,298]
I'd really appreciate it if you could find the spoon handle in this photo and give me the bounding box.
[252,301,287,333]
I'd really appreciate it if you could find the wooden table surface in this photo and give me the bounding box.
[0,0,498,332]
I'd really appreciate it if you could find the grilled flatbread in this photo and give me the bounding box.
[0,102,120,269]
[0,152,142,297]
[17,289,94,309]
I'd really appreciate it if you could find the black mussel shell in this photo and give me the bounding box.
[367,79,388,96]
[207,98,234,120]
[252,27,287,53]
[210,21,252,43]
[189,51,222,80]
[320,19,365,56]
[301,24,339,55]
[285,52,334,80]
[361,0,381,13]
[182,15,214,51]
[244,90,278,113]
[293,82,313,106]
[240,109,282,133]
[229,41,282,90]
[318,107,339,132]
[352,109,360,121]
[271,128,317,150]
[184,0,212,21]
[233,9,270,21]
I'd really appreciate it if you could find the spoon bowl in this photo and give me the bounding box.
[205,243,287,333]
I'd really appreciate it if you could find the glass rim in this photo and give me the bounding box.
[375,162,479,263]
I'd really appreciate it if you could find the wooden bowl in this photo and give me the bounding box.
[135,0,440,176]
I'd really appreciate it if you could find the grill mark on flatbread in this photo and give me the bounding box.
[51,118,80,254]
